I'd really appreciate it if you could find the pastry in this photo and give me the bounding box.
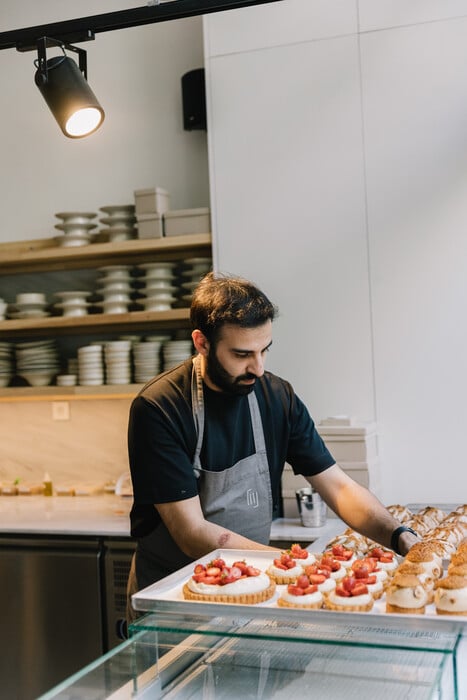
[350,558,386,598]
[448,562,467,577]
[404,541,443,579]
[395,561,435,603]
[366,546,398,576]
[303,563,337,596]
[316,553,347,581]
[267,551,308,584]
[277,574,323,609]
[434,575,467,615]
[324,575,374,612]
[286,542,317,568]
[385,573,429,614]
[183,557,275,604]
[386,504,413,524]
[323,543,357,568]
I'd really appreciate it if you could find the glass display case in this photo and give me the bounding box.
[38,605,466,699]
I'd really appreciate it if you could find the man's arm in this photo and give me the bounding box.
[156,496,279,559]
[308,464,419,556]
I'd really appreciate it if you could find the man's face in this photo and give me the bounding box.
[204,321,273,395]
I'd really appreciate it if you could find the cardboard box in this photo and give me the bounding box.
[163,208,210,237]
[136,213,164,239]
[134,187,170,216]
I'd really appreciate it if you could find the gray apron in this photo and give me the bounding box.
[127,355,273,620]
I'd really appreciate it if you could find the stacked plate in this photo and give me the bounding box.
[54,290,93,317]
[10,292,50,319]
[99,204,137,242]
[0,342,14,387]
[179,257,212,304]
[16,339,60,387]
[136,262,178,311]
[95,265,134,314]
[54,212,97,247]
[162,339,193,370]
[133,340,162,383]
[104,340,132,385]
[78,345,104,386]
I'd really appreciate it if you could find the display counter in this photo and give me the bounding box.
[38,604,466,699]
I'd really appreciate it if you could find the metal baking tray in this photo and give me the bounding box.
[131,548,467,639]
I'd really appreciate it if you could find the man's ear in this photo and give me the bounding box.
[192,329,210,356]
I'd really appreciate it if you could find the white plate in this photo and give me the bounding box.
[54,222,97,232]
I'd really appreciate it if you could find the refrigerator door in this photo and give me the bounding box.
[0,536,103,700]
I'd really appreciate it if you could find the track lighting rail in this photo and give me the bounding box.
[0,0,281,52]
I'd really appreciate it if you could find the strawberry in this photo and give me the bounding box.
[296,574,310,589]
[303,585,318,595]
[287,584,305,596]
[205,566,221,577]
[210,558,226,569]
[289,543,308,559]
[193,564,205,574]
[350,582,368,597]
[246,565,260,577]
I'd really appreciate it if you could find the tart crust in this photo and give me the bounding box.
[324,597,373,613]
[182,579,276,604]
[277,597,323,609]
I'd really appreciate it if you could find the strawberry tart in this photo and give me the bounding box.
[277,574,324,609]
[303,563,337,596]
[350,559,385,599]
[324,575,374,612]
[183,557,275,604]
[367,546,398,576]
[267,551,310,584]
[324,543,357,568]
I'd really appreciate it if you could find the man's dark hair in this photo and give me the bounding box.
[190,272,277,344]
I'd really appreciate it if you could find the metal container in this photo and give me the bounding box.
[295,487,327,527]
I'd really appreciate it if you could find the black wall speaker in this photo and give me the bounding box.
[181,68,207,131]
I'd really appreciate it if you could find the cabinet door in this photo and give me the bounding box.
[0,538,103,700]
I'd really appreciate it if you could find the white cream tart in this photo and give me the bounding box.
[434,575,467,615]
[187,571,271,596]
[278,588,323,609]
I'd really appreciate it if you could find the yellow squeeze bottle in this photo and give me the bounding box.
[43,472,53,496]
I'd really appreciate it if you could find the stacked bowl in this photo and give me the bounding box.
[11,292,50,319]
[54,212,97,247]
[95,265,134,314]
[133,340,162,383]
[162,338,193,370]
[54,290,93,317]
[16,339,60,386]
[179,257,212,305]
[136,262,178,311]
[0,342,14,387]
[99,205,137,242]
[104,340,132,385]
[78,345,104,386]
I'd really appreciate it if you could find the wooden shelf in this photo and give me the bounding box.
[0,384,143,401]
[0,233,212,274]
[0,308,191,338]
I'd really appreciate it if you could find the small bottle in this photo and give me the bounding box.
[43,472,53,497]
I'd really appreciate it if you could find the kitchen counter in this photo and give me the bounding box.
[0,495,343,543]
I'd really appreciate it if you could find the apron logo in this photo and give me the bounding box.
[246,489,259,508]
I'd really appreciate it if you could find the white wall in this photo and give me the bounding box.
[0,1,209,242]
[204,0,467,505]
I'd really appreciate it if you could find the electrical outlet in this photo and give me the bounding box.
[52,401,70,421]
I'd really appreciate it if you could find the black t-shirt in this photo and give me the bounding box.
[128,358,335,537]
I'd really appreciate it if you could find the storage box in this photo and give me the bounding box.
[134,187,170,216]
[163,207,210,237]
[136,212,164,239]
[317,420,378,462]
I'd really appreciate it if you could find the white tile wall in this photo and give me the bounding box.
[205,0,358,56]
[358,0,467,33]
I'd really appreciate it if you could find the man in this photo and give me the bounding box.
[126,272,418,619]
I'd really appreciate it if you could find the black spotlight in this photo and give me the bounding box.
[34,37,104,138]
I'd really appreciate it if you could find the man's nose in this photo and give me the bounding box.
[247,354,265,377]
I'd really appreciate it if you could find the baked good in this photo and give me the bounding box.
[323,543,357,568]
[434,575,467,615]
[267,551,308,584]
[385,573,429,614]
[183,557,275,604]
[404,542,443,579]
[395,561,435,603]
[325,532,368,556]
[386,504,413,524]
[366,546,398,576]
[303,563,337,596]
[285,543,317,568]
[277,574,323,609]
[316,553,347,581]
[448,562,467,577]
[324,575,374,612]
[350,558,386,598]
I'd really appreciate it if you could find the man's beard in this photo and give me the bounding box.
[205,347,257,396]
